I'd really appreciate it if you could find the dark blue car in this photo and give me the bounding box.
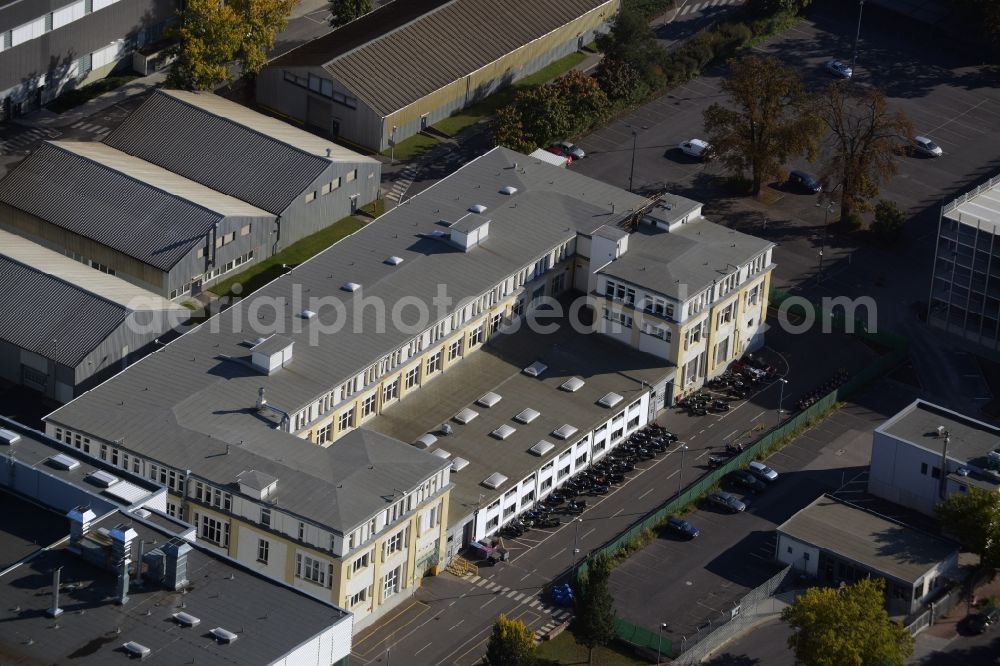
[666,517,700,539]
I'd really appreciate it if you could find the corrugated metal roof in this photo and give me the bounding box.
[104,90,375,214]
[0,142,231,271]
[0,255,129,367]
[277,0,615,116]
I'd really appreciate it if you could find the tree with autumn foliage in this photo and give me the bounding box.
[485,614,535,666]
[816,83,913,224]
[596,58,650,109]
[491,105,535,153]
[549,70,610,136]
[232,0,298,82]
[511,84,573,150]
[703,54,824,195]
[783,578,913,666]
[329,0,373,27]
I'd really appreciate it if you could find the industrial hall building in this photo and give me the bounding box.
[258,0,619,151]
[45,147,774,626]
[0,89,380,300]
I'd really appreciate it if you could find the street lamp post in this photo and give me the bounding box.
[851,0,866,76]
[816,200,834,283]
[657,622,668,664]
[777,378,788,425]
[677,444,689,496]
[570,517,583,570]
[628,130,638,193]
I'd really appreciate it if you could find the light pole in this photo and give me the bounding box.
[390,125,398,164]
[816,200,834,283]
[777,378,788,425]
[850,0,866,76]
[657,622,667,664]
[570,517,583,570]
[629,130,637,193]
[677,444,689,496]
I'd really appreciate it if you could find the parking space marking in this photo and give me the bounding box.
[638,487,656,500]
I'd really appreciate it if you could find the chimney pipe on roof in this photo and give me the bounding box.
[67,505,96,552]
[46,567,63,618]
[110,524,138,606]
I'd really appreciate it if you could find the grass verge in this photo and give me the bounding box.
[47,75,141,113]
[384,132,441,161]
[431,51,588,137]
[359,198,386,218]
[209,216,368,298]
[535,630,646,665]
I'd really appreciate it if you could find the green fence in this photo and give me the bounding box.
[588,288,911,656]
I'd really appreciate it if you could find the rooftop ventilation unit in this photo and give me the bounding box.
[122,641,151,659]
[448,213,490,251]
[237,469,278,500]
[529,440,555,457]
[598,392,624,408]
[560,377,585,392]
[454,408,479,424]
[477,392,502,408]
[300,309,316,319]
[48,453,81,470]
[342,282,361,292]
[385,255,404,266]
[210,627,239,644]
[173,611,201,627]
[515,408,540,424]
[431,449,452,459]
[413,433,438,449]
[523,361,548,377]
[451,456,469,472]
[0,428,21,445]
[499,186,518,195]
[482,472,508,489]
[491,424,516,440]
[552,424,578,440]
[250,335,294,375]
[468,204,488,214]
[87,470,120,488]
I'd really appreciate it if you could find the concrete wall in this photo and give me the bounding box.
[868,431,957,516]
[776,533,819,577]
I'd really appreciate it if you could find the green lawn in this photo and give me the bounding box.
[359,197,386,218]
[535,631,647,665]
[209,216,368,298]
[384,132,441,161]
[431,51,589,137]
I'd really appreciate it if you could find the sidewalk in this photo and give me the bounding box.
[14,71,166,130]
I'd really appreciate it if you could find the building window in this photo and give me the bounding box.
[361,394,377,418]
[317,423,332,444]
[199,515,229,547]
[920,462,928,475]
[383,379,399,403]
[384,530,404,557]
[932,466,941,479]
[716,337,731,364]
[321,182,331,195]
[346,169,357,183]
[339,408,354,431]
[448,339,462,361]
[405,366,419,389]
[352,552,370,574]
[349,588,368,607]
[305,191,316,203]
[257,538,269,563]
[469,325,484,347]
[260,507,271,527]
[426,351,442,375]
[296,553,330,587]
[330,177,341,191]
[298,522,306,541]
[240,224,251,236]
[382,566,401,600]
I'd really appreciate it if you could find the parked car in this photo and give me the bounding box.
[557,141,586,160]
[786,170,822,194]
[913,135,943,157]
[825,59,853,78]
[666,517,700,539]
[967,608,1000,634]
[678,139,711,159]
[708,490,746,513]
[546,146,573,164]
[748,460,779,483]
[726,470,768,494]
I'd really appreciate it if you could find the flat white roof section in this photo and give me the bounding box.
[491,424,516,440]
[481,472,508,489]
[598,392,624,408]
[943,173,1000,233]
[514,408,540,424]
[454,408,479,424]
[477,392,502,408]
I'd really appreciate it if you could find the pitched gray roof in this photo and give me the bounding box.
[0,142,227,270]
[0,255,130,367]
[599,218,774,301]
[104,90,374,214]
[274,0,615,116]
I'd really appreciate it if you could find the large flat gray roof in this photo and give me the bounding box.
[104,90,377,215]
[0,497,348,665]
[942,173,1000,234]
[273,0,615,116]
[778,495,958,584]
[368,312,673,524]
[49,147,647,433]
[600,218,774,301]
[878,399,1000,467]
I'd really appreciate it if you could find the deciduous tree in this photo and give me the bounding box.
[596,58,650,108]
[870,199,906,243]
[329,0,373,28]
[232,0,298,82]
[783,578,913,666]
[485,614,535,666]
[703,54,823,195]
[167,0,243,90]
[550,70,610,135]
[575,554,617,664]
[816,83,913,223]
[936,486,1000,569]
[513,85,573,149]
[491,105,535,153]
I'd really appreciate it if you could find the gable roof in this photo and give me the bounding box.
[271,0,615,116]
[0,142,271,270]
[104,90,375,214]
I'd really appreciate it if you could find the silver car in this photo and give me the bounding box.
[558,141,586,160]
[748,461,779,483]
[825,59,853,79]
[708,490,746,513]
[678,139,711,159]
[913,136,943,157]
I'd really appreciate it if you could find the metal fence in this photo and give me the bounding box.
[905,584,967,636]
[586,289,911,658]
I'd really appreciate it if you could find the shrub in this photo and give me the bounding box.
[871,199,906,242]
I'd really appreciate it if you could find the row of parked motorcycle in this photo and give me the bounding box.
[796,368,849,411]
[677,355,783,416]
[497,424,679,540]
